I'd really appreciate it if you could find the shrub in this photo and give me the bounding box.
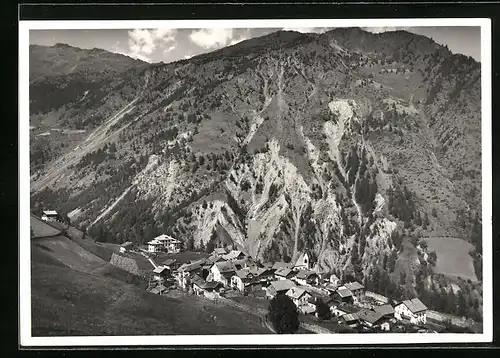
[315,298,331,321]
[267,294,300,334]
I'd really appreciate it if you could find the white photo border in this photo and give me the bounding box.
[19,18,492,346]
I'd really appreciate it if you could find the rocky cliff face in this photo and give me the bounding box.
[29,29,482,286]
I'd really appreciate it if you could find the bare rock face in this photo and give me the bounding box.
[30,29,482,286]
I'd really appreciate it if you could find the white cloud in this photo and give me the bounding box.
[164,44,177,53]
[184,54,193,60]
[127,28,177,61]
[229,36,248,46]
[362,27,410,34]
[282,27,330,34]
[189,28,235,49]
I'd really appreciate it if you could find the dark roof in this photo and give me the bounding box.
[295,269,318,280]
[336,287,353,298]
[223,250,245,261]
[324,283,339,292]
[179,260,204,272]
[275,267,294,277]
[342,313,359,322]
[272,262,293,270]
[214,261,237,273]
[373,304,395,316]
[161,258,177,266]
[358,309,385,325]
[344,281,364,291]
[213,248,227,255]
[333,303,360,314]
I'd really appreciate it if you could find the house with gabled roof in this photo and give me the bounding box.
[41,210,62,222]
[191,274,223,297]
[222,250,246,261]
[285,286,312,308]
[293,269,320,286]
[357,309,387,329]
[373,304,395,319]
[148,234,181,253]
[394,298,428,325]
[266,279,296,299]
[274,267,296,280]
[212,247,228,256]
[161,258,178,270]
[152,265,171,281]
[209,260,243,287]
[120,241,134,253]
[344,281,365,301]
[176,259,205,289]
[341,313,360,328]
[332,286,355,304]
[327,273,341,287]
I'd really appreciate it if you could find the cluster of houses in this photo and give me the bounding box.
[144,244,430,332]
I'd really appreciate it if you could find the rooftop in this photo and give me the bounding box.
[154,234,180,243]
[153,266,168,274]
[286,287,308,300]
[223,250,245,261]
[358,309,385,324]
[275,267,294,277]
[295,269,318,280]
[272,262,293,270]
[342,313,359,322]
[213,248,227,255]
[373,304,395,316]
[344,281,364,291]
[270,279,296,292]
[42,210,59,216]
[401,298,428,313]
[336,286,354,298]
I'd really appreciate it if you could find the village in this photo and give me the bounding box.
[40,210,445,334]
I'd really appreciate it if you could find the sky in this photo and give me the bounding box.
[29,26,481,64]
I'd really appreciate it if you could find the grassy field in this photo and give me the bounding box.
[423,237,477,282]
[31,240,270,336]
[31,215,61,238]
[32,236,107,273]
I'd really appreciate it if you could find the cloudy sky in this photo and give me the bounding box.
[29,26,481,63]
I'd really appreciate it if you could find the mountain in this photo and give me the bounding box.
[28,29,483,320]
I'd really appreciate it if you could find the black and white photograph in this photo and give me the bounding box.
[19,18,492,346]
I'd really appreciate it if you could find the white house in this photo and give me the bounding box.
[286,287,312,308]
[394,298,428,325]
[176,260,204,289]
[148,234,181,253]
[328,274,341,286]
[120,241,134,253]
[41,210,61,222]
[209,261,240,287]
[152,265,170,281]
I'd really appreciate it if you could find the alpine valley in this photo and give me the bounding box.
[29,28,483,321]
